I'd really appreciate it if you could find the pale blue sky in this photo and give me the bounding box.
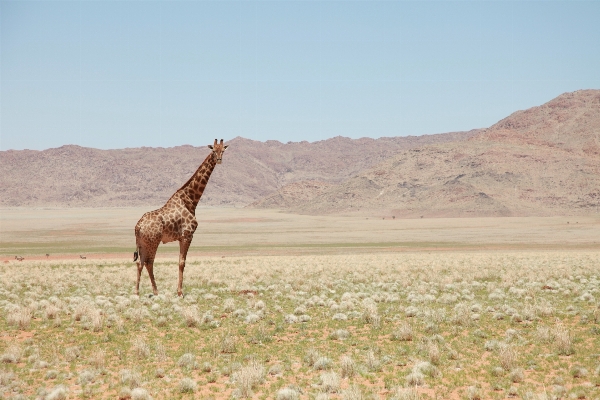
[1,1,599,150]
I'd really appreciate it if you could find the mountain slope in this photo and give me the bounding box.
[273,90,600,216]
[0,131,476,208]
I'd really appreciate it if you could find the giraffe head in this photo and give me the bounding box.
[207,139,228,164]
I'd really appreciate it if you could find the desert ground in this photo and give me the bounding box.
[2,207,600,259]
[1,208,600,399]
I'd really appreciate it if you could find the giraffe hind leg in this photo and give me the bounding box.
[146,261,159,296]
[145,245,159,296]
[135,251,144,296]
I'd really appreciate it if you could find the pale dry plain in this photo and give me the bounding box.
[1,208,600,400]
[2,207,600,258]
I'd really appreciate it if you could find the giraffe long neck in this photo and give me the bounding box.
[177,153,217,212]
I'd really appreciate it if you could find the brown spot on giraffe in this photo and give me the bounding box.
[133,139,229,297]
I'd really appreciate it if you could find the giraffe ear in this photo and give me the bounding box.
[208,145,214,149]
[223,145,229,150]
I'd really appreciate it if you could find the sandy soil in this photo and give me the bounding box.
[1,207,599,260]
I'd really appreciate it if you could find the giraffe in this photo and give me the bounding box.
[133,139,228,297]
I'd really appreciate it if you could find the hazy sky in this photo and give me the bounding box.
[1,1,599,150]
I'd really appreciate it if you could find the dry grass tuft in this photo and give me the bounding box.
[390,387,419,400]
[319,371,340,393]
[313,356,333,371]
[89,349,106,369]
[304,348,320,367]
[339,355,356,378]
[509,368,524,383]
[181,306,200,327]
[498,343,517,371]
[392,322,414,341]
[6,306,32,329]
[46,385,68,400]
[0,344,21,364]
[329,329,350,340]
[130,387,151,400]
[177,353,197,370]
[365,350,382,372]
[361,298,380,328]
[427,341,441,365]
[178,377,197,393]
[119,369,142,389]
[552,323,574,355]
[232,360,265,398]
[341,384,363,400]
[276,387,300,400]
[131,337,150,360]
[154,340,167,362]
[223,298,236,313]
[220,332,237,353]
[466,385,482,400]
[535,326,552,343]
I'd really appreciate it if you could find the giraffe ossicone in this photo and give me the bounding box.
[134,139,228,296]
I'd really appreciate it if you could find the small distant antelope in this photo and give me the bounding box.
[80,255,86,259]
[46,253,50,258]
[15,256,24,261]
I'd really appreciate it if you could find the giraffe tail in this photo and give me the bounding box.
[133,247,139,262]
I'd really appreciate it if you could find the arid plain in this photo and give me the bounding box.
[1,208,600,399]
[2,207,600,258]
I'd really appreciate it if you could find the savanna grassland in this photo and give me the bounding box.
[1,208,600,400]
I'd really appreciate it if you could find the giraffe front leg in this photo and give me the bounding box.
[177,238,192,297]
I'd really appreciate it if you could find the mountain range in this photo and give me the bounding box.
[257,89,600,217]
[2,89,599,217]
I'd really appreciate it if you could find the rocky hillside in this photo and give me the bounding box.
[275,90,600,217]
[4,89,597,217]
[0,131,475,208]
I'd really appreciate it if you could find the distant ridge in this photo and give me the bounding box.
[271,90,600,217]
[0,131,476,208]
[3,90,598,217]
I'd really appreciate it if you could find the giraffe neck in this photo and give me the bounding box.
[177,153,217,212]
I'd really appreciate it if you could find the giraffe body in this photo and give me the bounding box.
[134,139,228,296]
